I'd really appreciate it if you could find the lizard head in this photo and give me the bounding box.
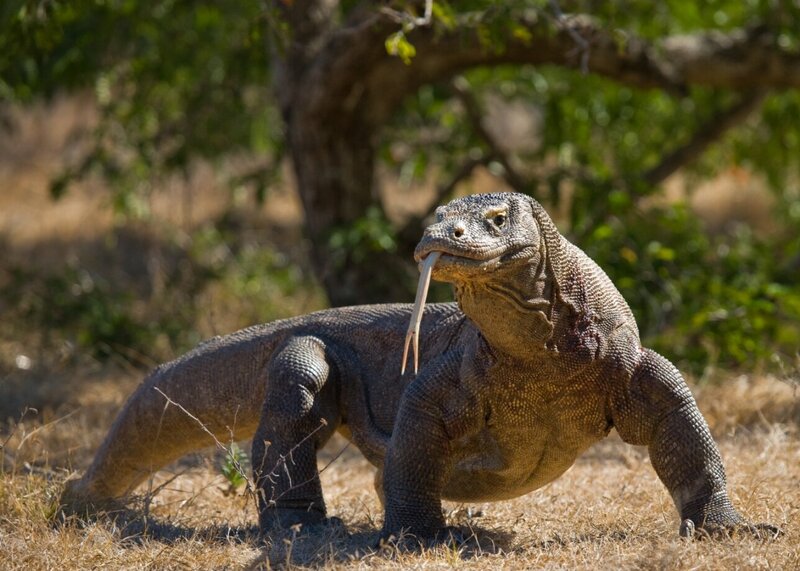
[401,191,574,370]
[414,192,545,283]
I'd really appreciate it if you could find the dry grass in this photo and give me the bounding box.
[2,96,798,570]
[0,371,797,570]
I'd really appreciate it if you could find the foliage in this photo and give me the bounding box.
[4,262,176,366]
[384,60,800,372]
[2,1,800,374]
[582,204,800,374]
[1,220,323,366]
[385,31,417,66]
[1,0,282,211]
[328,207,398,267]
[190,222,325,328]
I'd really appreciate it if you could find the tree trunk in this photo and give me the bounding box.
[287,110,414,306]
[271,4,418,306]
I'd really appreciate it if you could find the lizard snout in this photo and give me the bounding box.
[451,221,467,239]
[414,220,470,262]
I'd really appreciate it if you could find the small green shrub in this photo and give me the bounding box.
[5,264,163,365]
[220,442,250,490]
[1,219,322,367]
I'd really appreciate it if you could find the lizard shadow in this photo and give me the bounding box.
[58,508,516,565]
[56,505,262,545]
[254,524,517,568]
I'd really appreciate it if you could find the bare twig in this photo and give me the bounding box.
[381,0,433,28]
[2,408,81,475]
[0,406,39,473]
[643,90,768,187]
[257,419,330,508]
[450,77,530,195]
[418,0,433,27]
[153,387,255,495]
[1,407,38,453]
[15,409,78,451]
[153,386,346,517]
[139,467,192,516]
[549,0,590,73]
[272,441,351,503]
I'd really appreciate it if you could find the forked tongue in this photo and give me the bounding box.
[401,251,441,375]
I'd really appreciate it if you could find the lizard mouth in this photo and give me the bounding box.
[400,244,536,376]
[425,251,504,274]
[414,242,506,266]
[415,244,534,276]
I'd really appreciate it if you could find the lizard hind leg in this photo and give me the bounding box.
[373,466,386,507]
[252,335,341,533]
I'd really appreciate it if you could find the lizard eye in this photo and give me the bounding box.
[493,214,506,227]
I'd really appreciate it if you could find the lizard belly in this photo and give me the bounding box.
[443,432,577,501]
[442,402,609,502]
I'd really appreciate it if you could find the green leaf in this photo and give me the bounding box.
[385,31,417,65]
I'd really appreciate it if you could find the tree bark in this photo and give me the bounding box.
[287,110,416,306]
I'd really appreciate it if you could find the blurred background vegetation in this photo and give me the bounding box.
[1,0,799,382]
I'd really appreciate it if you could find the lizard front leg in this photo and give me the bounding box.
[381,351,479,544]
[611,348,779,538]
[252,335,340,533]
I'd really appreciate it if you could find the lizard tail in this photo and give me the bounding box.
[60,331,273,515]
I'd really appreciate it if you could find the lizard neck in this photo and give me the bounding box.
[454,249,558,361]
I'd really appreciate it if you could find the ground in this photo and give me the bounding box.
[1,97,797,570]
[0,371,797,570]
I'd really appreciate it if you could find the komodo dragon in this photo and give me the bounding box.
[62,192,778,542]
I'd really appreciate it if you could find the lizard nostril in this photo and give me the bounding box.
[453,223,465,239]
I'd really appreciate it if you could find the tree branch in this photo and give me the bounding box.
[449,77,530,195]
[643,90,768,187]
[287,8,800,134]
[549,0,590,73]
[661,26,800,89]
[408,17,800,92]
[381,0,433,28]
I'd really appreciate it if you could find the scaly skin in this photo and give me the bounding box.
[61,192,778,542]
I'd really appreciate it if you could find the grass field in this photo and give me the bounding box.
[1,371,797,570]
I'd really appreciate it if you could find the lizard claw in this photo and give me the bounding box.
[377,525,470,552]
[679,518,695,539]
[679,518,783,541]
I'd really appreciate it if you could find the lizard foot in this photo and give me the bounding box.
[679,518,783,541]
[377,525,472,552]
[56,478,128,523]
[259,507,346,538]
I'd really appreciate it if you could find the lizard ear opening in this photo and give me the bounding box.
[521,193,580,315]
[521,194,549,251]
